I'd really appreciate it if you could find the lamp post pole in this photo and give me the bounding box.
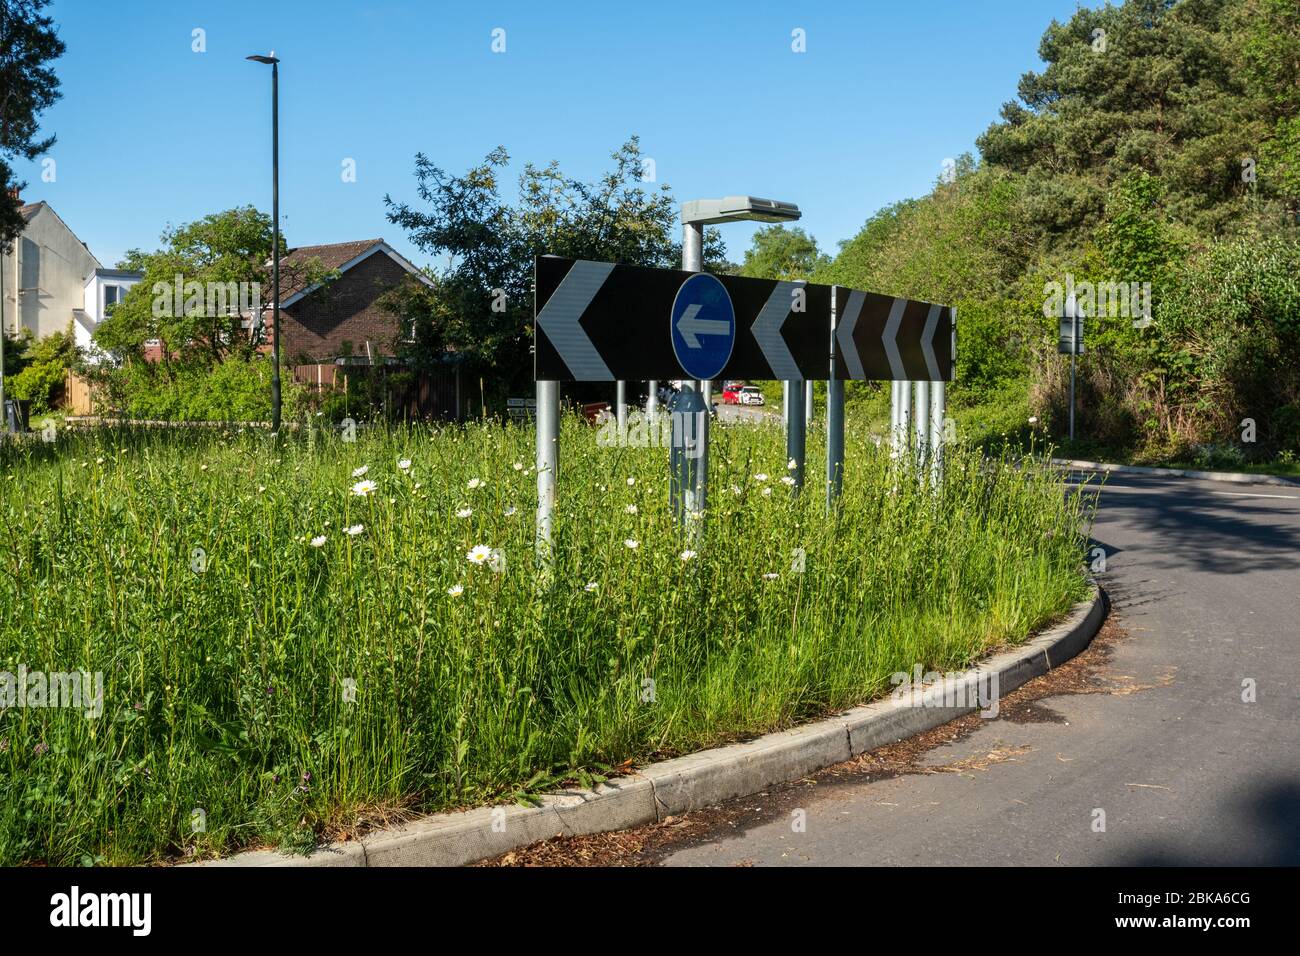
[248,52,282,433]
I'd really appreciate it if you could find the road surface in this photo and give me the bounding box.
[501,471,1300,866]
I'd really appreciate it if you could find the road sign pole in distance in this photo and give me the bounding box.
[915,380,931,478]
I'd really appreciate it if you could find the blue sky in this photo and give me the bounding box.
[15,0,1087,270]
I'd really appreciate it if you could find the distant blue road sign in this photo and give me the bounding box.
[670,273,735,380]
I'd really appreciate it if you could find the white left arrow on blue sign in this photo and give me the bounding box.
[676,304,732,348]
[536,260,616,380]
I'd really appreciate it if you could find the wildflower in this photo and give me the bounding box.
[754,473,769,482]
[584,582,599,592]
[503,506,517,517]
[781,476,796,486]
[467,544,492,565]
[310,535,327,548]
[96,457,105,465]
[345,524,364,536]
[447,584,464,597]
[397,458,412,471]
[624,539,639,550]
[467,478,484,490]
[787,458,797,470]
[258,485,266,493]
[1028,416,1038,425]
[351,479,377,497]
[763,572,779,581]
[513,462,524,471]
[457,507,473,519]
[626,477,636,486]
[625,504,638,515]
[352,465,369,478]
[680,550,697,562]
[762,487,773,497]
[200,464,208,472]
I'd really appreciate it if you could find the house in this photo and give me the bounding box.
[1,198,140,345]
[272,239,433,364]
[77,268,145,361]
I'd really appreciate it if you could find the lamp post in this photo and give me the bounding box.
[676,196,802,520]
[247,52,282,433]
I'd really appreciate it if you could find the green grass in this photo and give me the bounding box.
[0,412,1091,865]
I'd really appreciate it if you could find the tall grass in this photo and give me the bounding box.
[0,412,1091,865]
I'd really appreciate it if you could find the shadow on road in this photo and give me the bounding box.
[1073,476,1300,576]
[1118,780,1300,866]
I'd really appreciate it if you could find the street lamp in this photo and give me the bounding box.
[670,196,801,522]
[247,52,282,433]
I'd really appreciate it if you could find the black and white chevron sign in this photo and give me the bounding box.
[532,258,954,383]
[832,286,954,382]
[534,257,831,381]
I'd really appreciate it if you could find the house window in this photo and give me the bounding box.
[103,285,121,311]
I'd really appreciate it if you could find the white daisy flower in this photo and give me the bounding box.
[397,458,412,471]
[467,478,483,490]
[584,582,599,592]
[351,479,377,497]
[352,465,369,478]
[457,507,473,519]
[762,487,773,497]
[625,504,638,514]
[763,572,779,581]
[781,475,796,486]
[626,477,636,486]
[310,535,327,548]
[467,544,492,565]
[513,462,524,471]
[680,550,697,562]
[624,539,639,550]
[345,524,364,536]
[503,506,517,517]
[754,473,769,482]
[447,584,464,597]
[787,458,797,470]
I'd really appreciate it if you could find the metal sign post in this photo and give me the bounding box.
[826,286,845,504]
[535,379,559,568]
[1058,294,1084,442]
[786,379,806,491]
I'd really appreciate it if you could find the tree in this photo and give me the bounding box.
[739,225,830,280]
[976,0,1266,237]
[383,136,727,393]
[94,207,327,368]
[0,0,64,246]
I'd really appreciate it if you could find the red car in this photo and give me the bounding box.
[721,382,746,405]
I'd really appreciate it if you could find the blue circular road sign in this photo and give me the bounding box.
[670,273,736,380]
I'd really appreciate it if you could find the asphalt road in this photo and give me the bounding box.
[654,471,1300,866]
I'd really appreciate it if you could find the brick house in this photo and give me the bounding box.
[273,239,431,364]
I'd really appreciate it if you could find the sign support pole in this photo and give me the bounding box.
[535,379,559,567]
[930,379,945,489]
[826,286,844,505]
[804,380,814,428]
[675,220,708,533]
[616,380,627,435]
[647,380,658,426]
[915,380,930,479]
[787,379,806,491]
[1069,311,1077,442]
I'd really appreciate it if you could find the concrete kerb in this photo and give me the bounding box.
[1053,457,1300,488]
[197,583,1106,868]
